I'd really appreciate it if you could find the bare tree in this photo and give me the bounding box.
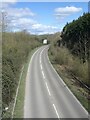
[1,11,8,32]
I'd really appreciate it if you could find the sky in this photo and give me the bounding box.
[1,1,89,35]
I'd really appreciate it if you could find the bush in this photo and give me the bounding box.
[49,45,89,86]
[49,46,72,66]
[55,47,72,65]
[2,32,41,113]
[71,58,89,85]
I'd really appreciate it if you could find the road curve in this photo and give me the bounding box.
[24,45,89,118]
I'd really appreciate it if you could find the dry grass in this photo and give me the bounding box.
[49,45,89,86]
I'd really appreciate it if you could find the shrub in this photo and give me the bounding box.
[55,47,72,66]
[2,32,41,114]
[71,58,89,85]
[49,45,89,86]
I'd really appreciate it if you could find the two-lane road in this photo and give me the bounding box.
[24,45,88,118]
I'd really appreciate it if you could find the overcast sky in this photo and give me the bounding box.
[1,1,89,35]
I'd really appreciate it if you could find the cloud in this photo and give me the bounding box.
[32,24,57,30]
[2,5,36,29]
[8,13,59,34]
[1,0,18,13]
[11,18,36,26]
[9,7,35,18]
[11,21,60,34]
[9,17,37,31]
[2,0,17,2]
[55,6,82,13]
[31,23,59,34]
[1,0,18,9]
[1,3,60,34]
[55,6,82,20]
[2,7,35,17]
[3,7,59,34]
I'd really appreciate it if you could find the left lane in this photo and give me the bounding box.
[24,46,57,118]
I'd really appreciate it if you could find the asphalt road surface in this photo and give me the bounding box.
[24,45,89,119]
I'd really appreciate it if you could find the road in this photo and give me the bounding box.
[24,45,89,118]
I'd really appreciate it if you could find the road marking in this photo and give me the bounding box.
[24,47,42,117]
[42,70,45,79]
[40,54,41,58]
[40,64,43,70]
[45,82,51,96]
[47,51,88,115]
[40,47,48,80]
[40,47,47,57]
[40,53,42,63]
[40,59,41,64]
[53,103,60,118]
[40,47,62,118]
[39,47,45,65]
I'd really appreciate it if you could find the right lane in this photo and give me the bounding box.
[41,45,89,118]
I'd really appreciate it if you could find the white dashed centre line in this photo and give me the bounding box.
[40,64,43,70]
[40,47,60,119]
[42,70,45,79]
[45,82,51,96]
[40,59,41,64]
[53,104,60,118]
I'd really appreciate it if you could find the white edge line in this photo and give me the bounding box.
[47,48,89,115]
[11,65,24,119]
[27,47,42,73]
[24,47,42,116]
[13,47,41,118]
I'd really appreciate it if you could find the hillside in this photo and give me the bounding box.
[48,13,90,112]
[2,31,42,117]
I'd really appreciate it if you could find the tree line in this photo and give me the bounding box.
[49,13,90,87]
[61,13,90,63]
